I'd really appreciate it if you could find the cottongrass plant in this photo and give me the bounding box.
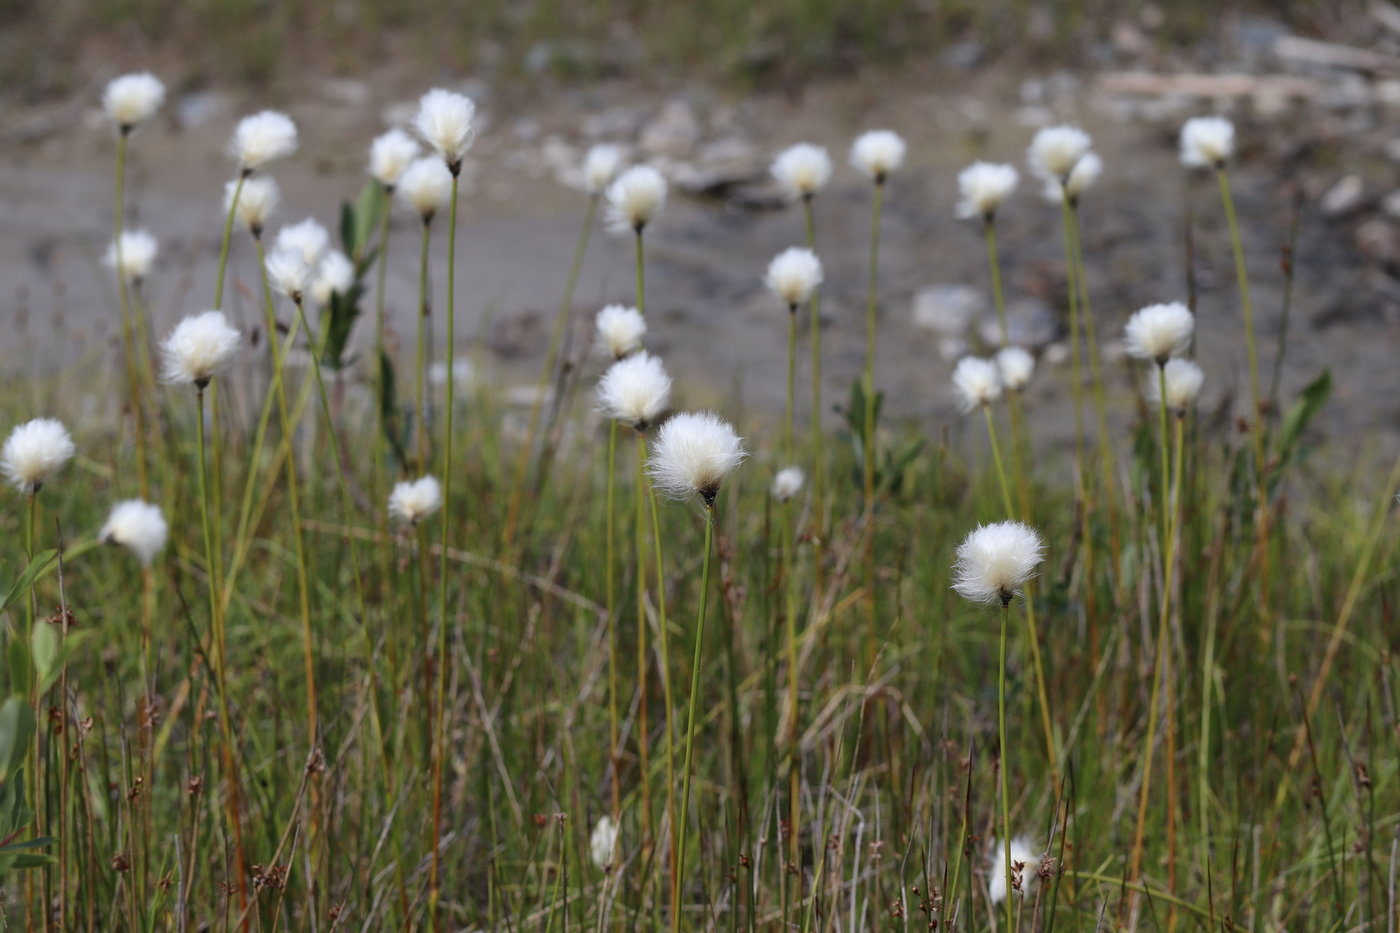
[988,836,1039,905]
[957,162,1018,344]
[220,111,297,305]
[397,155,454,470]
[606,164,667,317]
[100,498,168,739]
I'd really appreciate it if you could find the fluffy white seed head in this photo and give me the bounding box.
[1147,357,1205,414]
[765,247,823,308]
[582,144,625,197]
[771,143,833,199]
[989,837,1040,904]
[161,310,241,388]
[996,346,1035,392]
[397,157,454,222]
[772,466,805,503]
[952,356,1003,413]
[1,418,75,493]
[1180,116,1235,168]
[368,128,421,188]
[103,73,165,130]
[414,88,476,169]
[1043,151,1103,203]
[590,816,620,871]
[1124,302,1195,364]
[850,130,906,182]
[265,247,312,301]
[957,162,1019,220]
[388,475,442,525]
[596,351,672,430]
[104,230,158,283]
[275,218,330,268]
[311,251,355,306]
[100,499,169,567]
[952,521,1045,607]
[647,411,747,506]
[606,165,668,233]
[230,110,298,172]
[594,305,646,360]
[226,176,280,236]
[1028,125,1092,181]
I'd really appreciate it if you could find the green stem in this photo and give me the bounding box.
[783,495,799,872]
[803,197,824,563]
[605,419,620,822]
[984,216,1008,348]
[373,182,394,484]
[642,435,678,908]
[998,604,1014,933]
[214,175,244,311]
[785,308,797,465]
[1069,205,1118,522]
[113,131,149,499]
[1216,166,1261,423]
[983,403,1014,519]
[674,508,715,933]
[862,181,884,512]
[636,227,645,317]
[1057,191,1085,492]
[415,219,432,473]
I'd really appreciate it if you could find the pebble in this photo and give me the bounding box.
[911,285,987,336]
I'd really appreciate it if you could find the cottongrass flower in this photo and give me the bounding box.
[1146,358,1205,414]
[397,157,454,223]
[596,351,672,431]
[952,356,1003,413]
[589,815,620,871]
[605,165,667,233]
[311,251,354,306]
[275,218,330,267]
[996,346,1035,392]
[772,466,805,503]
[952,520,1044,607]
[1180,116,1235,168]
[161,310,241,388]
[414,88,476,171]
[989,836,1040,903]
[1043,151,1103,203]
[388,475,442,525]
[594,305,646,359]
[583,144,625,196]
[765,247,823,308]
[1028,125,1091,181]
[1124,301,1194,364]
[265,247,312,302]
[103,73,165,131]
[1,419,75,493]
[771,143,833,200]
[648,411,746,506]
[956,162,1018,220]
[368,128,421,189]
[100,499,168,567]
[231,110,298,173]
[850,130,906,182]
[104,230,158,283]
[226,176,279,237]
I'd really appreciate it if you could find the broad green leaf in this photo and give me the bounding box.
[7,638,29,698]
[1,550,56,613]
[0,699,34,785]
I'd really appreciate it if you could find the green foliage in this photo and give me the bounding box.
[839,378,925,497]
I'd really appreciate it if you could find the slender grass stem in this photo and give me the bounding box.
[373,183,394,486]
[1057,191,1086,495]
[782,494,799,873]
[785,307,797,466]
[1069,204,1118,533]
[862,181,884,513]
[634,430,653,855]
[802,197,824,580]
[985,217,1008,348]
[112,131,149,499]
[636,227,646,317]
[674,506,715,933]
[605,419,620,823]
[997,603,1014,933]
[415,220,432,474]
[641,434,678,907]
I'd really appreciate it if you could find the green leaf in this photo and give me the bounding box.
[339,200,357,259]
[30,625,86,695]
[1277,370,1331,466]
[1,550,56,613]
[0,699,35,785]
[0,836,55,852]
[7,638,29,699]
[320,285,364,372]
[353,181,384,263]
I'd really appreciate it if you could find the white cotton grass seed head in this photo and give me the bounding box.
[1028,125,1092,181]
[226,176,279,236]
[1044,151,1103,203]
[1124,301,1195,364]
[397,157,454,223]
[771,143,833,200]
[1147,358,1205,413]
[956,162,1019,220]
[952,521,1045,607]
[1180,116,1235,168]
[765,247,823,308]
[590,816,620,871]
[368,128,421,189]
[103,72,165,131]
[265,247,312,301]
[952,356,1003,413]
[100,499,168,567]
[583,144,625,197]
[230,110,297,173]
[388,475,442,525]
[1,418,75,493]
[311,251,355,306]
[274,218,330,268]
[104,229,158,283]
[989,837,1040,904]
[772,466,805,503]
[594,305,646,360]
[414,88,476,170]
[647,411,747,506]
[850,130,906,182]
[596,351,672,430]
[606,165,667,233]
[161,310,241,388]
[996,346,1035,392]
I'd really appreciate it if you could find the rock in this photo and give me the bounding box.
[1111,21,1149,56]
[581,106,647,140]
[670,137,766,195]
[940,41,983,70]
[911,285,987,336]
[1355,218,1399,265]
[937,337,970,361]
[1377,80,1400,106]
[1320,174,1365,217]
[1385,138,1400,162]
[640,100,700,157]
[977,298,1059,350]
[1381,189,1400,220]
[1042,342,1071,366]
[175,92,229,129]
[322,78,370,108]
[490,310,546,358]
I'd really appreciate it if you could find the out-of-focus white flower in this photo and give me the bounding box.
[1042,151,1103,203]
[772,143,833,200]
[274,218,330,268]
[388,475,442,525]
[952,521,1044,606]
[583,144,624,197]
[590,816,619,871]
[594,305,646,360]
[311,251,355,306]
[414,88,476,170]
[952,356,1003,413]
[1,418,75,493]
[989,837,1040,904]
[850,130,906,182]
[1146,357,1205,414]
[230,111,298,172]
[1180,116,1235,168]
[104,230,158,283]
[597,351,671,430]
[161,310,241,388]
[956,162,1018,220]
[428,358,475,388]
[100,499,168,567]
[265,247,312,301]
[226,176,280,236]
[368,128,421,188]
[103,73,165,130]
[996,346,1035,392]
[764,248,823,308]
[647,411,747,506]
[397,157,454,222]
[772,466,805,503]
[1028,125,1091,181]
[605,165,667,233]
[1124,302,1194,364]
